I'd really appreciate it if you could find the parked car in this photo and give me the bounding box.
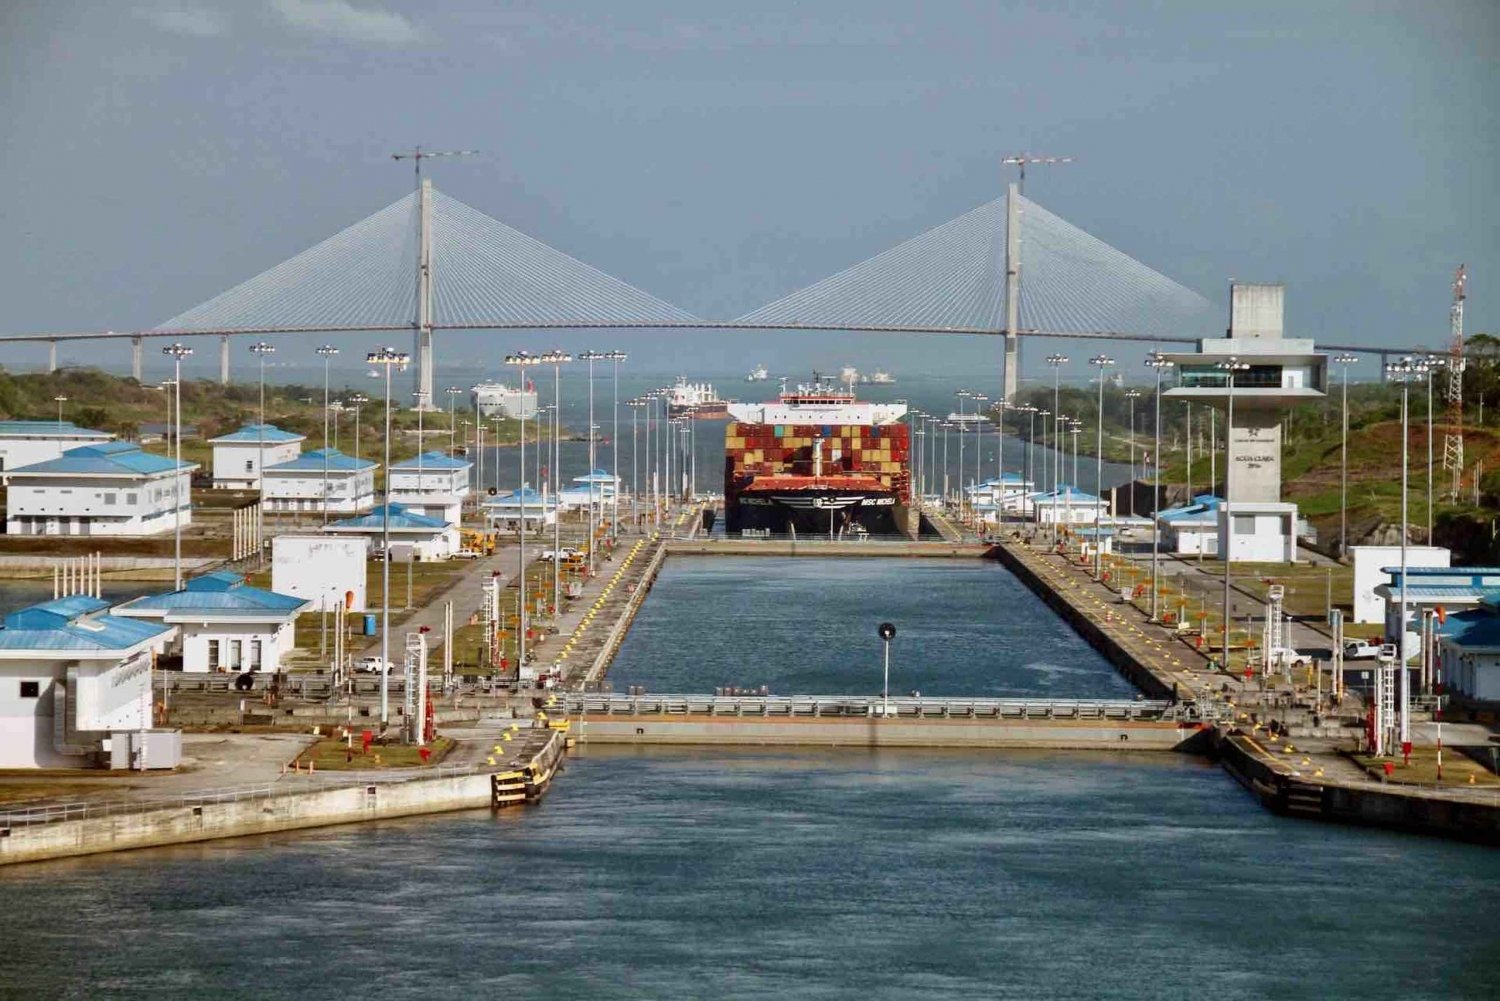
[356,657,391,674]
[451,549,483,560]
[1343,640,1383,661]
[1267,646,1313,669]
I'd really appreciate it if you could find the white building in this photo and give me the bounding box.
[1350,545,1451,624]
[114,571,309,674]
[558,469,620,511]
[969,474,1035,520]
[1374,566,1500,662]
[0,419,114,473]
[208,423,305,490]
[262,448,376,514]
[1437,609,1500,702]
[1030,486,1106,526]
[4,441,196,537]
[388,450,472,524]
[0,595,173,769]
[484,486,559,533]
[1156,495,1222,555]
[273,535,369,613]
[324,503,460,561]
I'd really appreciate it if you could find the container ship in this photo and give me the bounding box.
[667,376,729,419]
[723,377,916,538]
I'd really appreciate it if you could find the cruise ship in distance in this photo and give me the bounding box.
[471,381,538,420]
[723,376,915,539]
[746,364,769,382]
[666,377,730,419]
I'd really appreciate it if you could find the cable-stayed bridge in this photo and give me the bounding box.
[2,180,1432,400]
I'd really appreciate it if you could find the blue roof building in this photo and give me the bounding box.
[1156,495,1223,556]
[389,450,472,524]
[0,595,173,768]
[262,448,377,515]
[324,503,460,561]
[0,419,114,474]
[4,442,197,538]
[209,423,306,491]
[115,572,309,674]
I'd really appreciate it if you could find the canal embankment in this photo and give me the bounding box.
[0,729,566,867]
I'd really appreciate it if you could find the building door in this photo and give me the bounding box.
[207,639,220,671]
[227,640,242,670]
[249,639,263,671]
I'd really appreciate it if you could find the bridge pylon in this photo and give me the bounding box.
[1003,182,1021,401]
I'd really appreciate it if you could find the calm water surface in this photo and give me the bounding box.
[605,555,1137,699]
[3,557,1495,998]
[1,748,1496,1000]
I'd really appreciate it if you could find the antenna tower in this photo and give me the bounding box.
[1443,265,1467,499]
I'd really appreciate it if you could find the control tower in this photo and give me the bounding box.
[1162,283,1326,562]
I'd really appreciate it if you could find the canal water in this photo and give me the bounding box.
[604,555,1139,699]
[3,557,1497,998]
[2,748,1496,999]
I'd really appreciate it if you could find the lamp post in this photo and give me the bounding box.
[53,395,67,426]
[1144,354,1174,621]
[1216,357,1249,674]
[1184,401,1194,503]
[1046,354,1069,543]
[445,387,463,456]
[347,393,368,463]
[505,352,545,672]
[955,390,972,512]
[941,420,951,506]
[993,401,1007,522]
[249,341,275,566]
[578,351,605,573]
[1424,355,1445,543]
[878,621,896,717]
[628,398,646,530]
[1089,355,1115,579]
[972,394,988,519]
[606,351,627,543]
[1333,354,1359,557]
[1386,356,1429,750]
[366,347,409,730]
[541,351,570,616]
[316,346,338,525]
[1124,390,1141,517]
[162,344,192,590]
[330,402,345,452]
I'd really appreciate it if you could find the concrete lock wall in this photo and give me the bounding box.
[0,772,494,866]
[575,717,1201,750]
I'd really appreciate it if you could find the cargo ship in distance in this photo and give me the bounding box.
[666,376,730,419]
[723,377,916,539]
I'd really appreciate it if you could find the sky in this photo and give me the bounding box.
[0,0,1495,388]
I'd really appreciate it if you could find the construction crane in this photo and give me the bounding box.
[391,146,479,185]
[1443,265,1467,499]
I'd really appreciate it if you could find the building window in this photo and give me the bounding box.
[245,460,255,473]
[127,493,137,504]
[1233,515,1256,535]
[20,681,40,698]
[207,639,220,670]
[103,493,116,505]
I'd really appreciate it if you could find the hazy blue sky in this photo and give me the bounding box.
[0,1,1494,386]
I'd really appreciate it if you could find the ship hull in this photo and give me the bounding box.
[726,490,912,538]
[670,403,730,420]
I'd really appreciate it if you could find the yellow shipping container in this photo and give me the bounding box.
[726,437,746,450]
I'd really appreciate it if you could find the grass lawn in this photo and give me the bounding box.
[293,735,456,770]
[1348,747,1500,788]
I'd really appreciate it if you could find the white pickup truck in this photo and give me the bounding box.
[1343,640,1383,661]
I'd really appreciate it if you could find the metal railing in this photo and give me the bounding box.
[563,692,1221,722]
